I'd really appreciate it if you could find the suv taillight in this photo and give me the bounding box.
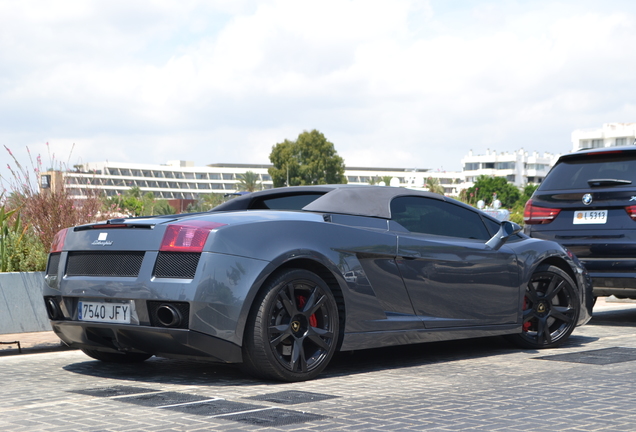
[524,199,561,225]
[626,205,636,221]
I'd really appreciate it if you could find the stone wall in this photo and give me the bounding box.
[0,272,50,334]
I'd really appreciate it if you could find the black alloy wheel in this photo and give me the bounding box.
[241,269,339,382]
[508,264,580,349]
[81,348,152,363]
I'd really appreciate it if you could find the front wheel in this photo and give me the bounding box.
[241,269,340,382]
[507,264,580,349]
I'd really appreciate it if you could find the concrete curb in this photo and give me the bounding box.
[0,331,75,357]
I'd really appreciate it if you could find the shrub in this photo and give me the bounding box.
[2,144,103,265]
[0,205,47,271]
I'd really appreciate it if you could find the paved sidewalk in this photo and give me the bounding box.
[0,330,72,356]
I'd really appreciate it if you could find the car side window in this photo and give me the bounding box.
[481,216,502,237]
[390,196,491,241]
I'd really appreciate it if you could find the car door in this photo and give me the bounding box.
[391,196,519,328]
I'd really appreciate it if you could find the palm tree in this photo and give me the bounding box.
[236,171,262,192]
[380,176,393,186]
[426,177,445,195]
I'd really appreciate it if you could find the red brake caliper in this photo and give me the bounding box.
[297,296,318,328]
[522,296,532,332]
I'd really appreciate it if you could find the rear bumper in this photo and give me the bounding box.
[50,320,243,363]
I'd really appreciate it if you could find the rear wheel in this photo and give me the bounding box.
[81,348,152,363]
[507,264,580,349]
[241,269,339,382]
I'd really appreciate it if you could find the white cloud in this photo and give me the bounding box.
[1,0,636,179]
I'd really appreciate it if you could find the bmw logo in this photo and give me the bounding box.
[582,194,593,206]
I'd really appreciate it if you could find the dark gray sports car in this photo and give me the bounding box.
[43,186,593,381]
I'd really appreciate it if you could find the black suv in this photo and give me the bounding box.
[524,146,636,298]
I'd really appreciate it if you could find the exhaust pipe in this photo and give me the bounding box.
[45,297,63,320]
[156,304,183,328]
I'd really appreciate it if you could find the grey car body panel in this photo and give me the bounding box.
[44,185,593,363]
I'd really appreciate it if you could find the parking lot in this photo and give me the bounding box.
[2,298,636,431]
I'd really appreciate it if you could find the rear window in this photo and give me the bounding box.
[252,193,325,210]
[540,154,636,191]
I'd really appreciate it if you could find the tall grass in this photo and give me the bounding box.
[2,144,103,262]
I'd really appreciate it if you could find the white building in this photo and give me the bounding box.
[49,160,466,201]
[571,123,636,151]
[461,149,559,187]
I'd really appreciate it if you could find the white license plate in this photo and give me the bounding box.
[78,301,131,324]
[573,210,608,224]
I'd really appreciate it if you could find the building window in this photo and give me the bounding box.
[482,163,495,169]
[222,173,234,180]
[591,139,604,148]
[496,162,515,170]
[616,137,629,146]
[506,175,515,182]
[463,163,479,171]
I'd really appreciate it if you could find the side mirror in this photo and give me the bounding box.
[485,221,522,251]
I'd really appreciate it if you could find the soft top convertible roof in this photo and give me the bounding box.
[303,186,445,219]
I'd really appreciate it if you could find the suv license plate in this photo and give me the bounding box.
[78,301,131,324]
[573,210,608,225]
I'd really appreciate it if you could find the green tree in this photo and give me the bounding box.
[509,184,540,225]
[187,193,226,212]
[237,171,261,192]
[268,130,346,187]
[105,188,175,216]
[466,175,520,208]
[425,177,445,195]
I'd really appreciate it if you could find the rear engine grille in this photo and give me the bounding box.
[46,253,61,276]
[153,252,200,279]
[66,252,145,277]
[147,301,190,329]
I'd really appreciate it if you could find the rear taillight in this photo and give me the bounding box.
[50,228,69,252]
[523,199,561,225]
[625,205,636,221]
[159,221,226,252]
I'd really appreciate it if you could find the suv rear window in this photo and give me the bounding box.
[540,154,636,190]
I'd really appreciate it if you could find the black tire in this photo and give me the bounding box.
[507,264,580,349]
[241,269,339,382]
[81,348,152,363]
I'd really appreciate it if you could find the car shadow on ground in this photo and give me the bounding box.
[590,308,636,326]
[61,333,597,385]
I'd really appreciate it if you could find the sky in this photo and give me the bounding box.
[1,0,636,177]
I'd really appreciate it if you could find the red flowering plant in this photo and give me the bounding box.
[1,144,104,269]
